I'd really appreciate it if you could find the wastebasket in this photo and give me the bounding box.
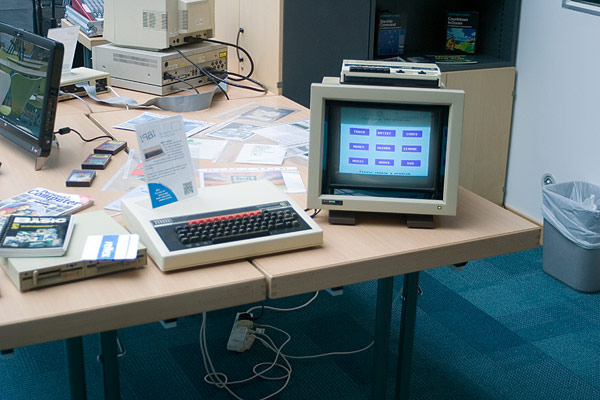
[541,181,600,293]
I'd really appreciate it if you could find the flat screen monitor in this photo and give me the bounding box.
[307,77,464,227]
[0,22,63,170]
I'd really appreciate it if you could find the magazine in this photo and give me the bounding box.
[0,188,93,231]
[426,55,477,64]
[0,215,75,257]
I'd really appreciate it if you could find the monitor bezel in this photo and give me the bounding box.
[0,22,64,169]
[307,77,464,217]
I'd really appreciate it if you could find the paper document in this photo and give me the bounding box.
[198,167,305,193]
[205,121,260,141]
[235,144,286,165]
[135,115,197,208]
[115,112,214,137]
[47,26,79,73]
[212,102,298,123]
[186,138,228,161]
[253,119,310,146]
[104,184,149,212]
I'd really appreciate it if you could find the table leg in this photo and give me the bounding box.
[371,276,394,399]
[395,272,420,400]
[99,331,121,400]
[65,337,87,400]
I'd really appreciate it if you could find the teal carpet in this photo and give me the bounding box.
[2,246,599,399]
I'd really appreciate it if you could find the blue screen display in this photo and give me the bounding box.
[338,107,431,178]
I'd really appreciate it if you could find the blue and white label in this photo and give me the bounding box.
[81,234,140,261]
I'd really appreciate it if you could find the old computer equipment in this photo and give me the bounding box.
[1,211,147,292]
[121,180,323,271]
[103,0,215,51]
[92,41,226,95]
[307,77,465,228]
[0,22,64,170]
[340,59,441,88]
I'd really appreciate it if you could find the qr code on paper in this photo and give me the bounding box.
[183,181,194,195]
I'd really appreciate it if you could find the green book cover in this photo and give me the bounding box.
[445,11,478,54]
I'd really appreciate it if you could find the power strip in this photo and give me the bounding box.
[226,312,256,352]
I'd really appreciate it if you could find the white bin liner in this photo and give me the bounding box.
[542,181,600,249]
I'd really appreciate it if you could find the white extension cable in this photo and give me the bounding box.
[198,287,407,399]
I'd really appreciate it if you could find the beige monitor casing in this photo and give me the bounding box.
[307,77,465,217]
[103,0,215,51]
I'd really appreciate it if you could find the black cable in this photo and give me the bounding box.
[187,36,255,80]
[249,303,265,321]
[194,67,267,94]
[303,209,322,218]
[184,37,268,93]
[55,127,115,142]
[164,72,199,94]
[235,28,244,63]
[170,46,229,99]
[220,70,268,93]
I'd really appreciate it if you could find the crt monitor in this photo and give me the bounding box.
[0,22,63,170]
[307,77,464,227]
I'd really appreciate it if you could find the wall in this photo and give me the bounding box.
[0,2,33,32]
[505,0,600,222]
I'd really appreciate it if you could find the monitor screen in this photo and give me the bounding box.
[0,22,63,169]
[325,100,448,197]
[307,77,464,223]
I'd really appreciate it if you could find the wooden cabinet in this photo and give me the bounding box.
[442,67,516,205]
[215,0,283,94]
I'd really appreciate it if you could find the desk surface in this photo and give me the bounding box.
[253,188,540,298]
[0,101,268,351]
[0,88,541,353]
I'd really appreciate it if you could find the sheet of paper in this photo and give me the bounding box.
[115,112,214,137]
[284,144,310,160]
[135,115,197,208]
[104,184,149,212]
[212,102,298,123]
[253,119,310,146]
[81,234,140,261]
[186,138,228,160]
[205,121,260,141]
[198,167,305,193]
[235,144,286,165]
[47,26,79,73]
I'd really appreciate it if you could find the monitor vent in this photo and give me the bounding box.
[113,54,158,69]
[179,10,188,31]
[142,10,167,30]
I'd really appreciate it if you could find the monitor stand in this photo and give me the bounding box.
[329,210,436,228]
[34,155,49,171]
[406,214,435,229]
[34,136,59,171]
[328,210,356,225]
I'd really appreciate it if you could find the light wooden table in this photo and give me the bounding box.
[89,92,540,400]
[252,187,540,399]
[1,90,541,400]
[89,94,540,399]
[0,109,267,399]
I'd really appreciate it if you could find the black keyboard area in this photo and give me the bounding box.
[151,201,312,252]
